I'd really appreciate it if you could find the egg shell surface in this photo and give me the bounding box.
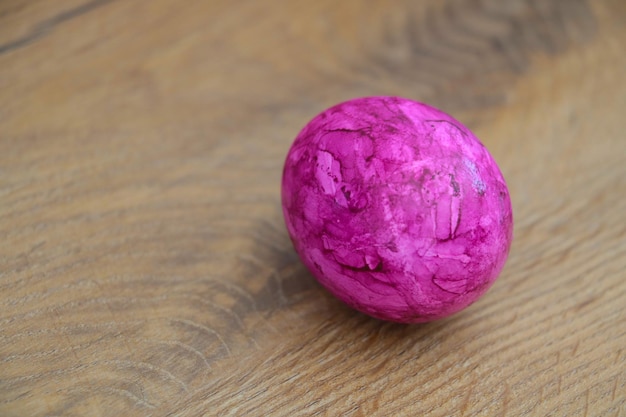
[281,96,513,323]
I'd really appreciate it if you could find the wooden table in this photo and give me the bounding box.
[1,1,625,416]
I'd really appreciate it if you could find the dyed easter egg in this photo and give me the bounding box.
[281,97,513,323]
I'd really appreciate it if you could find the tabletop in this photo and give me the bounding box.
[1,1,625,416]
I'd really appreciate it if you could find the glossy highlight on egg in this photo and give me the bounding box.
[281,97,513,323]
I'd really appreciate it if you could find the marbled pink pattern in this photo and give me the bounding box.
[282,97,513,323]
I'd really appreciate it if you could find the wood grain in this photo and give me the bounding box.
[1,0,625,416]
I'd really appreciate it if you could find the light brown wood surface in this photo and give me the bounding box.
[1,0,625,416]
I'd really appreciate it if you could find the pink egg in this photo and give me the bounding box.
[281,97,513,323]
